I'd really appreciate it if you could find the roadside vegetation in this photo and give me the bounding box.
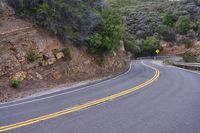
[183,52,198,63]
[137,36,161,57]
[25,49,40,62]
[108,0,200,60]
[87,9,124,54]
[7,0,200,61]
[175,16,190,35]
[63,47,71,60]
[10,80,21,89]
[8,0,135,60]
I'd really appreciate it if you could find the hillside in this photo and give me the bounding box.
[110,0,200,62]
[0,0,132,102]
[2,0,200,102]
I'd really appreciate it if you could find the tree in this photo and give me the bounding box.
[157,25,176,42]
[175,16,190,35]
[183,52,197,62]
[87,9,124,54]
[163,10,174,27]
[195,0,200,6]
[138,36,161,57]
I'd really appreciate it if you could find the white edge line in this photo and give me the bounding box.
[0,62,133,109]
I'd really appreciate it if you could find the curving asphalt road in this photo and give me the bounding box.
[0,60,200,133]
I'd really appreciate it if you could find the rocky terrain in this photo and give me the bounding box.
[0,1,131,102]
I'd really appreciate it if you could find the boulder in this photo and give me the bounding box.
[11,71,27,81]
[47,58,57,65]
[0,53,21,76]
[56,52,64,60]
[35,72,43,80]
[118,40,125,52]
[52,70,62,80]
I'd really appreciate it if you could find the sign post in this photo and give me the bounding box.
[154,49,160,60]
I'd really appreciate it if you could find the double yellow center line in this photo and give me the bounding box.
[0,61,160,132]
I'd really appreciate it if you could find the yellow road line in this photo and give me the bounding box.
[0,61,160,132]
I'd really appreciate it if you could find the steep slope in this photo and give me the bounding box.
[0,1,131,102]
[8,0,104,43]
[112,0,200,60]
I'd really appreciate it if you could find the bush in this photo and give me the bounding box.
[195,0,200,6]
[25,49,40,62]
[175,16,190,35]
[124,39,134,53]
[157,25,176,42]
[196,25,200,35]
[162,10,175,27]
[123,33,135,53]
[138,36,161,57]
[10,80,21,88]
[181,38,192,48]
[183,52,197,62]
[63,47,71,60]
[96,56,105,66]
[87,9,124,54]
[8,0,103,43]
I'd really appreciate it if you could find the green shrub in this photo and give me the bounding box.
[25,49,40,62]
[197,25,200,35]
[96,56,105,66]
[181,38,192,48]
[157,25,176,42]
[87,9,124,54]
[138,36,161,57]
[124,39,134,53]
[175,16,190,35]
[10,80,21,88]
[162,10,174,27]
[195,0,200,6]
[36,3,50,13]
[123,60,128,66]
[63,47,71,60]
[158,25,168,34]
[8,0,103,43]
[123,33,135,53]
[183,52,197,62]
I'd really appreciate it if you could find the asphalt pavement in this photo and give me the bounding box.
[0,60,200,133]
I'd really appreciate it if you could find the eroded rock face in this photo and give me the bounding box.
[0,53,21,76]
[33,35,61,54]
[0,0,14,17]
